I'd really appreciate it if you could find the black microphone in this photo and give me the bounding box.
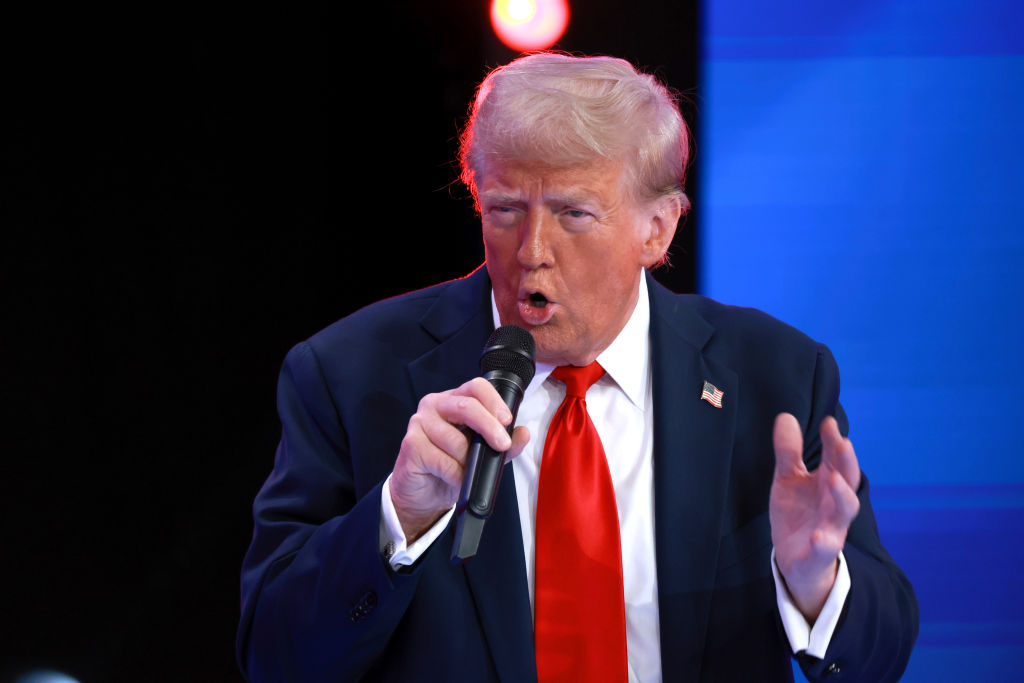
[451,324,536,563]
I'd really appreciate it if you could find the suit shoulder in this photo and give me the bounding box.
[678,294,844,435]
[689,294,822,353]
[303,275,472,354]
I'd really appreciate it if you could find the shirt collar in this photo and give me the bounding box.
[490,272,651,411]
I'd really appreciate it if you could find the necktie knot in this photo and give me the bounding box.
[552,361,605,398]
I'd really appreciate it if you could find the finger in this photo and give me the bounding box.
[400,429,466,490]
[826,468,861,527]
[820,416,861,491]
[809,527,845,561]
[503,426,531,464]
[773,413,807,477]
[435,393,513,452]
[425,447,467,491]
[457,377,514,425]
[415,413,471,464]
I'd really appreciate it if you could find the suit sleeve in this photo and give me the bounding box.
[236,341,438,682]
[794,344,919,682]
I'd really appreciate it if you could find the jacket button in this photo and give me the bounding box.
[348,590,378,623]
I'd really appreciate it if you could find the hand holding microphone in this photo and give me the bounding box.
[451,325,536,562]
[389,325,536,559]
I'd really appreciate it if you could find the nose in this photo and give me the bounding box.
[516,209,555,270]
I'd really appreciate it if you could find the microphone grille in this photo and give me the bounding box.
[479,324,536,384]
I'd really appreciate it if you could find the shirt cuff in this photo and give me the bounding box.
[379,474,456,570]
[771,548,851,659]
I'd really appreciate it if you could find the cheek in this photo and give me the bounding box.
[483,237,517,297]
[482,227,515,262]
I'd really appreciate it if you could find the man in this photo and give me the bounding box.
[238,53,917,681]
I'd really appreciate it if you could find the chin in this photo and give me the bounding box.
[533,333,585,367]
[528,332,562,365]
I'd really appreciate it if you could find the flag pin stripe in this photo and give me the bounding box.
[701,380,724,408]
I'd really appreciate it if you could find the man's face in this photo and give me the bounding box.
[481,158,673,366]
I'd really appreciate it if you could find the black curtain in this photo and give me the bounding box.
[1,3,697,679]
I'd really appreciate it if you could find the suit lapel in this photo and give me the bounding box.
[460,470,538,683]
[647,274,738,682]
[407,267,537,683]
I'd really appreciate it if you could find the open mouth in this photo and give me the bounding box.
[518,290,556,325]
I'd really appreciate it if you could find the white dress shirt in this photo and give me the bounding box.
[380,275,850,680]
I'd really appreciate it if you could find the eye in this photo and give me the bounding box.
[559,207,595,231]
[485,204,522,227]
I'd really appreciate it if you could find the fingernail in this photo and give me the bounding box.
[500,408,513,424]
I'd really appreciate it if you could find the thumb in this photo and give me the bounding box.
[773,413,806,477]
[503,426,531,465]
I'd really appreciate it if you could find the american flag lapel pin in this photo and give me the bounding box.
[701,380,724,408]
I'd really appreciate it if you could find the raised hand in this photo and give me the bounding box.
[390,377,530,543]
[770,412,861,622]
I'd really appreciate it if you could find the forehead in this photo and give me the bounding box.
[478,157,630,204]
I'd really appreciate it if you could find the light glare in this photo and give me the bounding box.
[491,0,569,52]
[506,0,536,22]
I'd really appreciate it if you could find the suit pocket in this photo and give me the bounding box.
[716,511,772,573]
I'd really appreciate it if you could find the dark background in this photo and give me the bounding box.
[1,3,698,680]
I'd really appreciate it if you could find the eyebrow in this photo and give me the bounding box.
[555,191,601,207]
[479,190,523,205]
[479,188,602,208]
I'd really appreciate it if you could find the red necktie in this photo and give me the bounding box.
[534,362,628,682]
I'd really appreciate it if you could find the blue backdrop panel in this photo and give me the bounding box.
[700,1,1024,680]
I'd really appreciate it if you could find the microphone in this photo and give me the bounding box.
[451,324,536,563]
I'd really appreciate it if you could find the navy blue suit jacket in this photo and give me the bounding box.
[238,267,917,682]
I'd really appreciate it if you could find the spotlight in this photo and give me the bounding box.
[490,0,570,52]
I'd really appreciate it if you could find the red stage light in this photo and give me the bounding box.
[490,0,569,52]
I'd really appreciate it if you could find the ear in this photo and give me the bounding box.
[638,195,682,268]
